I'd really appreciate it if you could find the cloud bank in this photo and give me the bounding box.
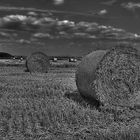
[0,14,139,41]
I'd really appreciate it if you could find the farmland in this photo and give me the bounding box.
[0,60,140,140]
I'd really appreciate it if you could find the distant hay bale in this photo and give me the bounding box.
[26,52,50,73]
[76,45,140,107]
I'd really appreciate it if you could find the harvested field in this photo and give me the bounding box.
[0,58,139,140]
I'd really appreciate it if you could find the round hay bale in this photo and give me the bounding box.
[76,50,107,101]
[26,52,50,73]
[76,45,140,107]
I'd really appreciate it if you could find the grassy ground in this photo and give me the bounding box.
[0,62,139,140]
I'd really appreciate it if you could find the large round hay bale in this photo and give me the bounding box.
[76,50,107,101]
[26,52,50,73]
[76,45,140,107]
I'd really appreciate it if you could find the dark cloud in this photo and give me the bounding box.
[0,6,114,19]
[86,9,108,17]
[0,14,139,41]
[27,11,38,17]
[17,39,31,44]
[0,31,11,38]
[101,0,117,6]
[33,33,54,39]
[121,2,140,11]
[121,2,140,18]
[73,32,91,39]
[0,15,36,31]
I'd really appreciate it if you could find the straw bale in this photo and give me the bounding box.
[26,52,50,73]
[76,45,140,107]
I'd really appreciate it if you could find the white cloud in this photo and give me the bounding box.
[33,33,53,39]
[98,9,108,15]
[53,0,64,5]
[0,14,138,41]
[121,2,140,11]
[3,15,27,22]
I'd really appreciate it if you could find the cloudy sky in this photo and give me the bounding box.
[0,0,140,32]
[0,0,140,56]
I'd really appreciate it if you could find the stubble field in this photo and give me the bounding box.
[0,60,140,140]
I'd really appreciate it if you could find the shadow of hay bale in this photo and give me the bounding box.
[24,69,29,72]
[64,90,102,110]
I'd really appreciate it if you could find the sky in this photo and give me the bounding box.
[0,0,139,33]
[0,0,140,56]
[50,0,140,33]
